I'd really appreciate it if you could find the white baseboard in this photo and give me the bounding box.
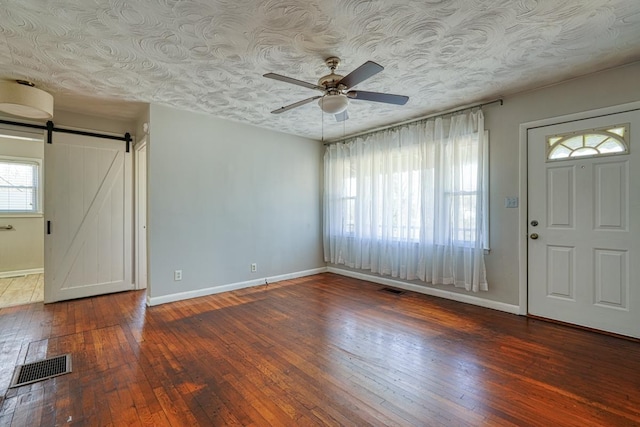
[0,268,44,279]
[147,267,328,306]
[146,265,520,314]
[327,267,521,315]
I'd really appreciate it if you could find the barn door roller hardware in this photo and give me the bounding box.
[0,118,132,152]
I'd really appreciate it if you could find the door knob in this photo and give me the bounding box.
[530,233,539,240]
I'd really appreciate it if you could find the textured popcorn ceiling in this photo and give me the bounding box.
[1,0,639,140]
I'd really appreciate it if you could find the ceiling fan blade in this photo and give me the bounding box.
[346,90,409,105]
[335,110,349,122]
[338,61,384,89]
[263,73,324,91]
[271,96,322,114]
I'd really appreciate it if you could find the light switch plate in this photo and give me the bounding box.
[505,196,519,208]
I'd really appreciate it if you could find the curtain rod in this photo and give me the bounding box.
[324,98,503,146]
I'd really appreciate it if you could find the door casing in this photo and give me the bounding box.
[135,138,148,291]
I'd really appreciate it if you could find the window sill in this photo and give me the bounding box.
[0,213,44,218]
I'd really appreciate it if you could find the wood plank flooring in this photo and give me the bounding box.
[0,273,639,426]
[0,274,43,308]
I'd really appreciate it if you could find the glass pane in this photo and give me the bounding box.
[562,136,583,150]
[549,145,572,159]
[0,163,35,186]
[343,176,356,197]
[598,139,626,154]
[548,136,562,146]
[344,198,355,233]
[571,147,598,157]
[584,134,606,148]
[0,161,37,212]
[0,188,34,211]
[608,127,625,137]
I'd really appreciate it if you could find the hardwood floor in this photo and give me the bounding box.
[0,274,43,309]
[0,273,638,426]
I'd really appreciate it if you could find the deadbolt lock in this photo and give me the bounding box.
[530,220,538,226]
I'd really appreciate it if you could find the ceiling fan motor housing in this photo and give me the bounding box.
[318,74,344,92]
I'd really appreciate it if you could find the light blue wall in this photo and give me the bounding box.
[147,104,324,300]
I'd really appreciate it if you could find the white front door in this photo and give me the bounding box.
[44,133,132,303]
[527,109,640,338]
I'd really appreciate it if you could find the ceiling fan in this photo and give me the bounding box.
[264,57,409,122]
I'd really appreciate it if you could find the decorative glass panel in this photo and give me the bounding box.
[548,136,562,146]
[546,124,629,161]
[599,139,624,153]
[571,147,598,157]
[609,127,625,137]
[563,136,584,150]
[584,134,606,147]
[549,145,572,159]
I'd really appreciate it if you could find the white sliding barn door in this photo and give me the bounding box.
[44,133,132,303]
[527,109,639,338]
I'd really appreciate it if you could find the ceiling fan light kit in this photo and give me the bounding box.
[264,57,408,121]
[319,94,349,114]
[0,80,54,120]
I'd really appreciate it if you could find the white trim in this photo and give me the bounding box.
[518,122,529,315]
[327,267,520,315]
[147,267,328,306]
[518,100,640,316]
[0,213,43,218]
[0,124,45,142]
[0,268,43,279]
[134,138,147,290]
[482,130,490,251]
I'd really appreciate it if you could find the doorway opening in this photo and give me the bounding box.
[0,126,45,308]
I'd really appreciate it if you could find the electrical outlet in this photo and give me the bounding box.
[251,263,257,273]
[174,270,182,281]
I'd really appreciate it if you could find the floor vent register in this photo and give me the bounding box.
[9,354,72,388]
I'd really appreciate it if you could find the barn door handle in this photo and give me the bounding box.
[530,233,539,240]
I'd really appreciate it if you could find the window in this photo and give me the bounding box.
[324,110,488,292]
[340,149,423,241]
[446,131,489,248]
[0,157,42,214]
[331,140,489,247]
[547,124,629,161]
[341,175,356,235]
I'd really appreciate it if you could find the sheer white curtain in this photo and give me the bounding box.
[323,110,488,291]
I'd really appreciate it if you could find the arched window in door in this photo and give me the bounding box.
[547,124,629,161]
